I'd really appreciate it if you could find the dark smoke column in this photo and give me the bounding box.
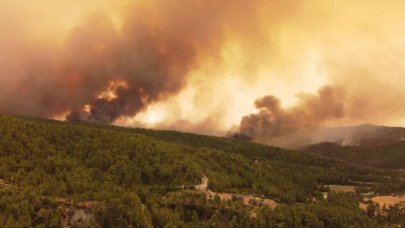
[65,12,198,123]
[63,0,231,123]
[239,86,345,143]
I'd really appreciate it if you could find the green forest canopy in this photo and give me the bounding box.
[0,114,404,227]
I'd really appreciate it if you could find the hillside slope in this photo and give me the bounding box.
[303,142,405,169]
[310,124,405,146]
[265,124,405,149]
[0,115,404,227]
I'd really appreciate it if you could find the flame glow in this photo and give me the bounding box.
[97,80,129,101]
[1,0,405,135]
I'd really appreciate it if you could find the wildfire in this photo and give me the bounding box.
[97,80,129,101]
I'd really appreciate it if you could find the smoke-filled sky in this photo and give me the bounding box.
[1,0,405,143]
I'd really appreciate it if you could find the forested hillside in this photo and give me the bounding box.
[304,142,405,169]
[0,115,404,227]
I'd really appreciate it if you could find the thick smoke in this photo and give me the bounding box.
[64,11,199,123]
[2,9,192,122]
[0,0,298,123]
[0,1,227,122]
[239,86,345,144]
[1,0,405,131]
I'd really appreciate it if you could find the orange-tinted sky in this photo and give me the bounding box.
[1,0,405,136]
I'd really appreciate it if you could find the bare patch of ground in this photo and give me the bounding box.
[62,208,95,228]
[327,185,356,193]
[193,174,277,218]
[39,196,96,228]
[0,179,12,188]
[359,202,368,210]
[371,195,405,208]
[195,175,209,191]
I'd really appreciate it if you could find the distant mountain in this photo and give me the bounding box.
[1,114,404,227]
[303,141,405,169]
[309,124,405,147]
[264,124,405,149]
[298,124,405,169]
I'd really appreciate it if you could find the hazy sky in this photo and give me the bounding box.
[1,0,405,136]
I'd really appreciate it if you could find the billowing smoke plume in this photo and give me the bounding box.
[64,11,199,123]
[1,0,405,131]
[1,2,225,123]
[0,0,266,123]
[239,86,345,143]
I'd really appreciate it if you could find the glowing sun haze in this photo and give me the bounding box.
[1,0,405,139]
